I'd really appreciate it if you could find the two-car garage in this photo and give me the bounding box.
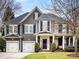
[6,41,35,53]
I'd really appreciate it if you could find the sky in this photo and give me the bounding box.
[16,0,53,16]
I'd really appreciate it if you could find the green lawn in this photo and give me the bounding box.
[23,52,79,59]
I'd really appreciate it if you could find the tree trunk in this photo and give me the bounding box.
[75,37,78,55]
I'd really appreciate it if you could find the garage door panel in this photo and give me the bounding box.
[6,41,19,52]
[23,41,35,52]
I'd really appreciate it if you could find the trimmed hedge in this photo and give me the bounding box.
[65,47,79,52]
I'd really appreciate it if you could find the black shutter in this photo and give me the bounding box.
[38,14,40,17]
[6,25,9,34]
[34,25,35,33]
[48,21,50,31]
[40,21,42,31]
[33,13,35,19]
[23,25,24,34]
[18,25,20,35]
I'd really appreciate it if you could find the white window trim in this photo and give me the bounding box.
[42,21,48,31]
[9,25,17,34]
[24,24,33,34]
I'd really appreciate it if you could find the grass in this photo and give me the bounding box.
[23,52,79,59]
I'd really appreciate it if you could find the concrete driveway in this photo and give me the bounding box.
[0,52,32,59]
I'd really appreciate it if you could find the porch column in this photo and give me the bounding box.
[53,35,55,43]
[36,35,38,43]
[73,36,75,47]
[19,38,22,52]
[62,36,65,50]
[47,37,50,50]
[68,37,71,47]
[40,38,42,48]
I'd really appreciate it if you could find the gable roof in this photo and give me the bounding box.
[36,14,67,23]
[19,7,42,23]
[9,7,42,24]
[9,7,66,24]
[5,34,20,38]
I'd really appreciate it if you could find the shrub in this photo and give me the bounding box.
[0,37,6,52]
[51,43,56,52]
[65,47,74,52]
[35,42,40,52]
[65,47,79,52]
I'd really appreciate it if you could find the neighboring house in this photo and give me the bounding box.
[3,7,79,52]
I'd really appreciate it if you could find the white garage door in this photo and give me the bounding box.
[23,41,35,52]
[6,41,19,52]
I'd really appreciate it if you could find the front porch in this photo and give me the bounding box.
[35,32,76,51]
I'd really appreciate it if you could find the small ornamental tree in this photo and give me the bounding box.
[51,43,56,52]
[35,42,40,52]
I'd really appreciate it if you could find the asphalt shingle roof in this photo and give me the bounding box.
[9,12,29,24]
[9,13,66,24]
[36,14,66,23]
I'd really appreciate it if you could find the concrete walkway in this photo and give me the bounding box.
[0,52,32,59]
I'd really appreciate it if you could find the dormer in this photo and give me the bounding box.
[34,12,38,19]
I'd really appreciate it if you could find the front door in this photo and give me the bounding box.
[43,39,47,49]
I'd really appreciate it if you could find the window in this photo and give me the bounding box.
[9,26,13,34]
[33,12,38,19]
[35,12,38,19]
[14,26,17,34]
[62,24,67,33]
[43,21,48,31]
[58,24,62,33]
[9,25,17,34]
[25,24,33,34]
[54,24,58,33]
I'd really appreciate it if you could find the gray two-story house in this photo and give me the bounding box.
[4,7,78,52]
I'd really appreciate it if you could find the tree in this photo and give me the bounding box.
[2,6,14,23]
[0,0,21,36]
[0,0,21,31]
[0,36,6,52]
[0,0,21,18]
[46,0,79,56]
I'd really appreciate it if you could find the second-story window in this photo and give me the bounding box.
[33,12,38,19]
[58,24,62,33]
[62,24,67,33]
[24,24,33,34]
[9,25,17,34]
[35,12,38,19]
[43,21,48,31]
[54,24,58,33]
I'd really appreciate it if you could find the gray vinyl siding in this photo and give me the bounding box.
[51,21,54,34]
[21,10,41,41]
